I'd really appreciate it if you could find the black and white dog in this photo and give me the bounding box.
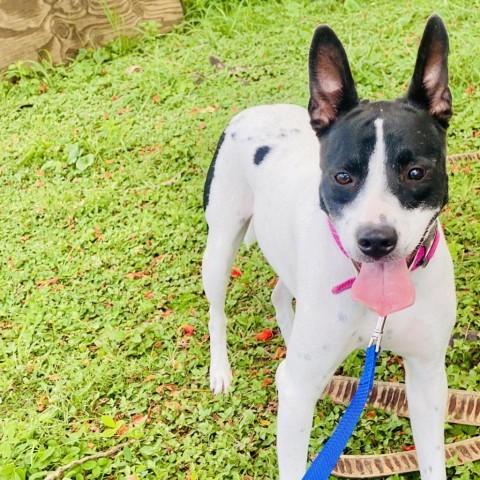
[202,15,456,479]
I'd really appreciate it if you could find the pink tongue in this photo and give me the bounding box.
[351,259,415,316]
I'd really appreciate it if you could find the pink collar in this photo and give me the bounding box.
[328,219,440,294]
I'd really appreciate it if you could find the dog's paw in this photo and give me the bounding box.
[210,363,232,394]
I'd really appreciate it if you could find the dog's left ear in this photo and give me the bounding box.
[308,25,359,134]
[406,14,452,127]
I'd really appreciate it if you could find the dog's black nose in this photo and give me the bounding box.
[356,225,398,260]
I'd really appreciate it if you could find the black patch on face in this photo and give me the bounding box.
[383,101,448,210]
[203,130,226,210]
[254,145,271,166]
[318,101,448,217]
[319,105,376,218]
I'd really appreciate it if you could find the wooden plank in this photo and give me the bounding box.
[0,0,184,70]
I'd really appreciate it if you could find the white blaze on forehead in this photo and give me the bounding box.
[353,117,392,225]
[365,118,387,209]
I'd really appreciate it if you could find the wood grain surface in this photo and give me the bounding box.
[0,0,183,70]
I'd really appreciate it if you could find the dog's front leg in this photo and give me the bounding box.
[276,317,352,480]
[404,354,448,480]
[276,359,319,479]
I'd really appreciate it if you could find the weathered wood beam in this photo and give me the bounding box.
[0,0,184,70]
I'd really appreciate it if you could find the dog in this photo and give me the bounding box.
[202,14,456,480]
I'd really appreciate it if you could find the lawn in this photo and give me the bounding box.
[0,0,479,479]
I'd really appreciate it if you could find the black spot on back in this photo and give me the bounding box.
[203,131,226,210]
[254,145,271,165]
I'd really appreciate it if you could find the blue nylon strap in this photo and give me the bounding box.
[302,345,380,480]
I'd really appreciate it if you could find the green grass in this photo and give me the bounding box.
[0,1,479,478]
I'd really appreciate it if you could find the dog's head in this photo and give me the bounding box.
[310,15,452,264]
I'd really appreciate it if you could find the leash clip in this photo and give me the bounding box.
[368,316,387,352]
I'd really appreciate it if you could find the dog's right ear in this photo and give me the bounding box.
[308,25,359,134]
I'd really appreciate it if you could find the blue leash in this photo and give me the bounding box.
[303,316,386,480]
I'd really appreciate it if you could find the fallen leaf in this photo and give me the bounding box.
[94,226,104,241]
[104,171,111,180]
[231,267,242,277]
[111,95,119,101]
[160,308,172,318]
[272,346,287,360]
[209,55,225,70]
[181,325,195,336]
[161,177,176,186]
[401,445,416,451]
[39,83,48,93]
[255,329,273,342]
[132,414,144,425]
[117,424,129,435]
[164,401,181,411]
[124,271,149,279]
[144,290,154,299]
[37,394,48,412]
[259,419,270,426]
[262,378,273,387]
[125,65,141,75]
[156,384,177,394]
[366,410,376,418]
[188,105,218,116]
[152,94,160,103]
[37,277,59,288]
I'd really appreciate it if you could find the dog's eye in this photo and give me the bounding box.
[334,172,352,185]
[407,167,426,180]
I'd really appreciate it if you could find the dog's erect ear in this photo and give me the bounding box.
[308,25,359,134]
[406,15,452,127]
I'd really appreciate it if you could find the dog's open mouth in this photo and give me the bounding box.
[351,259,415,316]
